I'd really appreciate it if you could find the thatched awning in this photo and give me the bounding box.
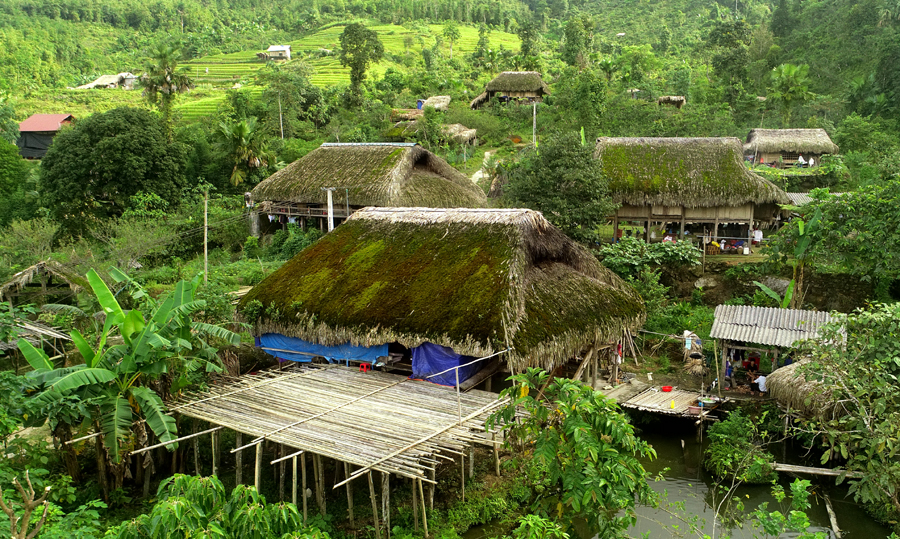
[744,129,839,155]
[469,71,550,108]
[594,137,790,208]
[0,260,88,299]
[710,305,834,347]
[767,360,843,419]
[239,207,645,372]
[251,143,486,208]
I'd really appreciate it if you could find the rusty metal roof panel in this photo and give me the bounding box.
[710,305,834,347]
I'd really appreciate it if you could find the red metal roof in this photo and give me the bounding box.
[19,114,75,132]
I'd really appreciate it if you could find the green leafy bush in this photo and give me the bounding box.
[595,237,701,279]
[704,409,777,484]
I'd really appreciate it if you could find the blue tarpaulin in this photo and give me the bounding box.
[411,343,481,386]
[257,333,387,364]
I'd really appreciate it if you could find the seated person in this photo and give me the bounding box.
[750,373,767,395]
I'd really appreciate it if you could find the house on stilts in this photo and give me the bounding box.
[163,208,645,532]
[743,128,839,168]
[250,142,486,232]
[594,137,790,241]
[469,71,550,109]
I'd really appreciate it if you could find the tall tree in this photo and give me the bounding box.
[768,63,815,125]
[516,20,541,70]
[0,97,19,145]
[140,42,194,137]
[339,23,384,103]
[216,117,272,187]
[40,107,188,236]
[442,20,461,59]
[503,132,616,244]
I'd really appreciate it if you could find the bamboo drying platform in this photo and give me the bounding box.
[170,364,505,482]
[620,387,717,417]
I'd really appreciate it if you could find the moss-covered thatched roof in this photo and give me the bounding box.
[239,207,645,372]
[594,137,790,208]
[744,129,839,155]
[485,71,550,93]
[469,72,551,108]
[251,143,486,208]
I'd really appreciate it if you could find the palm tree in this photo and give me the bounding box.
[768,63,815,125]
[217,117,272,186]
[140,43,194,137]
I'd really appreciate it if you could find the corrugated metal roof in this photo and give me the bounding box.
[787,192,813,206]
[19,114,74,132]
[710,304,834,347]
[267,45,291,52]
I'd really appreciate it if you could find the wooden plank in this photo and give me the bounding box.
[774,463,863,478]
[458,358,501,392]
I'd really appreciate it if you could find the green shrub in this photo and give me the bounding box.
[705,409,777,484]
[595,237,701,280]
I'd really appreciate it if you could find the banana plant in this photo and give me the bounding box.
[18,269,240,463]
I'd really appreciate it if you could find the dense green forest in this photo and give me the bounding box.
[2,0,900,536]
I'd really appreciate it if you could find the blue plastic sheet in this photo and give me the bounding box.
[411,343,481,386]
[256,333,387,364]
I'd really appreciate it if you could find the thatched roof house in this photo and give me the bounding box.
[594,137,790,240]
[251,143,486,229]
[76,72,136,90]
[238,207,645,376]
[744,129,839,168]
[470,71,550,109]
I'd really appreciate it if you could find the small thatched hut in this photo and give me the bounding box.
[238,207,645,384]
[766,360,843,419]
[469,71,550,109]
[743,129,839,168]
[251,143,486,231]
[594,137,790,240]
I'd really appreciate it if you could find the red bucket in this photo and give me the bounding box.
[661,386,673,392]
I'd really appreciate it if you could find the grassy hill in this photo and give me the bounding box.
[13,21,519,123]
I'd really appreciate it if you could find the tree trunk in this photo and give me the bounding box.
[52,423,81,482]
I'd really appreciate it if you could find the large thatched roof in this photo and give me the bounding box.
[469,72,550,108]
[238,207,645,372]
[594,137,790,208]
[251,143,486,208]
[744,129,839,155]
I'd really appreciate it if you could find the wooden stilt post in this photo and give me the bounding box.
[468,445,474,478]
[279,445,286,502]
[254,442,262,491]
[381,472,390,539]
[235,432,243,485]
[680,213,686,240]
[292,455,298,507]
[721,342,729,390]
[418,477,429,538]
[368,472,382,539]
[315,454,325,515]
[301,453,308,525]
[192,420,200,475]
[344,463,355,527]
[485,373,492,392]
[428,468,434,511]
[412,477,419,532]
[591,350,598,388]
[492,432,500,477]
[211,429,220,477]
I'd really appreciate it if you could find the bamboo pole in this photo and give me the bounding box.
[301,453,308,524]
[345,463,355,527]
[412,477,419,532]
[211,429,220,477]
[131,426,224,455]
[272,449,305,465]
[381,472,390,539]
[316,454,325,515]
[279,445,286,501]
[418,477,428,538]
[292,455,298,507]
[235,432,243,485]
[192,420,200,475]
[254,442,263,491]
[428,468,434,511]
[368,472,382,539]
[824,493,842,539]
[492,432,500,477]
[468,445,474,478]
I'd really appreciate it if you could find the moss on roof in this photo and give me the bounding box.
[594,137,790,208]
[744,129,839,155]
[239,208,644,372]
[485,71,550,93]
[251,143,486,208]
